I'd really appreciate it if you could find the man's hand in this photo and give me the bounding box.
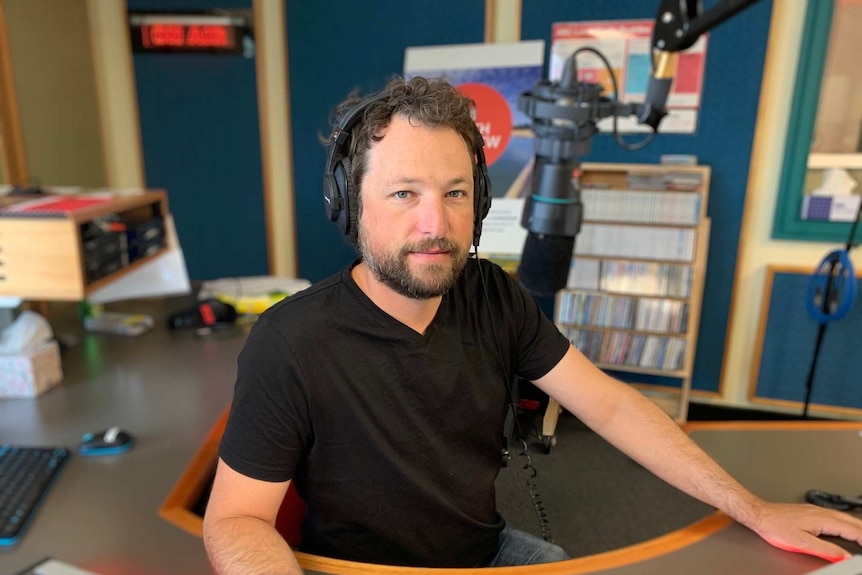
[748,501,862,562]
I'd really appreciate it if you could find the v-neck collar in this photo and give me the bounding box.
[342,263,449,344]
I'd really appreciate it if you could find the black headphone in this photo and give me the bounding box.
[323,91,493,246]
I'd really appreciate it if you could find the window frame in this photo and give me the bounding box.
[771,0,859,242]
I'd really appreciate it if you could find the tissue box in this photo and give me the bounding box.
[0,340,63,398]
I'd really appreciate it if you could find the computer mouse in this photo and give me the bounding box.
[76,426,135,456]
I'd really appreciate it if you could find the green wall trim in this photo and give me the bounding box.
[772,0,854,243]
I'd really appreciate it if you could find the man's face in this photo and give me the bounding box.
[356,115,475,300]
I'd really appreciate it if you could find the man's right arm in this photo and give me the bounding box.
[203,458,304,575]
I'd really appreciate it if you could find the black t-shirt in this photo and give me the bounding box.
[219,258,569,567]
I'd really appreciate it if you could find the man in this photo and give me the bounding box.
[203,76,862,574]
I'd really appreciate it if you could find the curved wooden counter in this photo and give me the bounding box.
[1,297,857,575]
[165,417,861,575]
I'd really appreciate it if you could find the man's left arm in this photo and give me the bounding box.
[532,344,862,562]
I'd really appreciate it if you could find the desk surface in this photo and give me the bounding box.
[0,297,860,575]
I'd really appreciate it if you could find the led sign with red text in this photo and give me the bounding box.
[142,24,234,50]
[129,13,251,55]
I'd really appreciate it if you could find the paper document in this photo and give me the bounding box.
[477,197,528,257]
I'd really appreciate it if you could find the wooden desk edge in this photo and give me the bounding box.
[683,420,862,432]
[294,421,862,574]
[166,419,861,573]
[294,513,734,575]
[158,406,229,537]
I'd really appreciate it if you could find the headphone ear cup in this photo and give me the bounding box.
[473,158,492,246]
[340,157,359,241]
[323,171,339,223]
[331,159,350,236]
[323,92,387,240]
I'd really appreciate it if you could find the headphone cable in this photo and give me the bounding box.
[473,247,554,543]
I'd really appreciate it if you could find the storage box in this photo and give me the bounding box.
[0,340,63,398]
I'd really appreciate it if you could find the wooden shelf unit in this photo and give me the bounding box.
[0,190,169,301]
[545,162,711,438]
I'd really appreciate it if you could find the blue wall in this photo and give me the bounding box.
[129,0,268,281]
[124,0,772,395]
[519,1,774,393]
[286,0,486,283]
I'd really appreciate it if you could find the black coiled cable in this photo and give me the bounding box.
[805,489,862,512]
[474,250,554,542]
[518,437,553,542]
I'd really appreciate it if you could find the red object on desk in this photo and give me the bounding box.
[1,195,114,216]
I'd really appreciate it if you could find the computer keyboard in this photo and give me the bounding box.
[0,445,70,546]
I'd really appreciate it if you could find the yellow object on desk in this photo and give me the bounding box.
[211,292,289,315]
[199,277,312,315]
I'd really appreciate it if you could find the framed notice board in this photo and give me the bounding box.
[751,265,862,414]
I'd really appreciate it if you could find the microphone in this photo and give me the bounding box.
[517,163,583,297]
[515,56,591,297]
[515,46,674,297]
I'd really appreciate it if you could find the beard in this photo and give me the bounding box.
[357,227,469,300]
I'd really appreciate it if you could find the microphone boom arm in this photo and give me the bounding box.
[653,0,763,53]
[515,0,764,296]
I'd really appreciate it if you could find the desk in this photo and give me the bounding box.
[0,297,859,575]
[0,297,236,575]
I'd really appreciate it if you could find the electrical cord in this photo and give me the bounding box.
[805,489,862,512]
[521,414,556,541]
[800,192,861,416]
[518,436,553,542]
[568,47,656,152]
[473,248,554,543]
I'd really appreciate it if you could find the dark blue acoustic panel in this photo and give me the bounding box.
[129,0,268,281]
[756,271,862,410]
[286,0,485,283]
[521,0,774,393]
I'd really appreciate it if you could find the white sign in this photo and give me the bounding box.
[477,197,528,256]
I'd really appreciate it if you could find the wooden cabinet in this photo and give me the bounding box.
[544,163,711,444]
[0,190,169,301]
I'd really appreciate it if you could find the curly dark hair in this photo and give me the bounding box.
[331,76,481,208]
